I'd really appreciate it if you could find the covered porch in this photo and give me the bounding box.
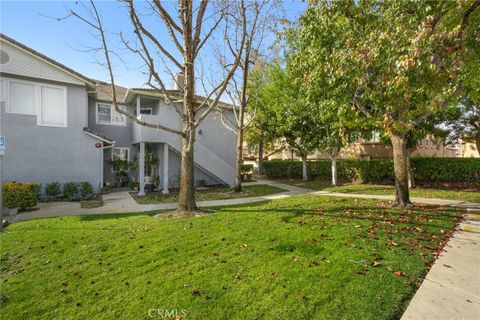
[137,142,172,196]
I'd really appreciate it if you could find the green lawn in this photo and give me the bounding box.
[0,196,460,319]
[133,184,286,204]
[278,179,480,202]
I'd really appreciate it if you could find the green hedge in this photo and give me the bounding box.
[263,158,480,185]
[412,158,480,184]
[3,182,41,209]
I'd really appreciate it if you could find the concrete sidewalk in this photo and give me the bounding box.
[401,210,480,320]
[10,180,302,222]
[9,179,480,222]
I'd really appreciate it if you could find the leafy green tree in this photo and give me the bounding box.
[264,65,324,181]
[292,0,479,206]
[245,62,282,175]
[446,96,480,156]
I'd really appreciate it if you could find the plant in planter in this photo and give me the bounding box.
[152,176,160,190]
[102,182,111,194]
[128,180,139,191]
[108,159,129,187]
[129,149,158,191]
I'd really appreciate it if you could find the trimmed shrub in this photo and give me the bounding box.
[63,182,79,200]
[241,164,254,181]
[3,182,40,209]
[45,182,62,200]
[412,158,480,185]
[241,164,254,173]
[79,182,94,200]
[262,158,480,186]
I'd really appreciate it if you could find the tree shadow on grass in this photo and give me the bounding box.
[77,210,164,222]
[219,202,460,229]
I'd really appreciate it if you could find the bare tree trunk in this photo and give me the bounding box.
[234,123,244,192]
[234,46,250,192]
[301,154,309,181]
[178,128,197,211]
[390,132,412,207]
[258,139,264,175]
[331,156,338,186]
[178,49,197,211]
[406,149,415,188]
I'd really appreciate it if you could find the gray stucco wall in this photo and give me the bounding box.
[88,100,136,184]
[154,143,223,189]
[91,97,234,187]
[0,74,103,192]
[131,101,237,186]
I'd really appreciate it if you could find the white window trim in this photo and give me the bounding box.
[111,147,130,172]
[4,78,37,116]
[96,102,126,126]
[37,83,68,128]
[2,77,68,127]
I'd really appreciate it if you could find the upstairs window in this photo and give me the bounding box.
[38,85,67,127]
[9,80,36,115]
[3,78,67,127]
[96,103,125,126]
[140,107,152,115]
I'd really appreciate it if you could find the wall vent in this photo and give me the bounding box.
[0,50,10,65]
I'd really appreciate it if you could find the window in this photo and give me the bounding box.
[364,130,380,143]
[112,147,129,172]
[9,80,36,115]
[96,103,125,125]
[140,107,152,115]
[38,85,67,127]
[112,147,129,161]
[3,78,67,127]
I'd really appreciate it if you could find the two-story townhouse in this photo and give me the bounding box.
[0,34,237,195]
[0,34,104,192]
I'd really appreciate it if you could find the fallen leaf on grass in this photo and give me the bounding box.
[371,261,382,267]
[394,271,406,277]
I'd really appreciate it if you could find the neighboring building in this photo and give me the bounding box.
[456,138,480,158]
[0,34,236,195]
[244,133,458,162]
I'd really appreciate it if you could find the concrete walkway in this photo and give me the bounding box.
[9,179,480,222]
[10,180,303,222]
[401,209,480,320]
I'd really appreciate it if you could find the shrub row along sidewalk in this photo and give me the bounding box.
[262,158,480,186]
